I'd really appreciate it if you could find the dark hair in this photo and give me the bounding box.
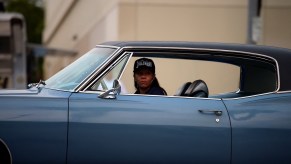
[134,77,167,95]
[133,58,166,95]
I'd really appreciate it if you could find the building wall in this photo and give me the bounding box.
[119,1,247,42]
[43,0,119,77]
[43,0,247,77]
[43,0,291,94]
[262,0,291,48]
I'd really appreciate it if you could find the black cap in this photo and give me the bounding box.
[134,58,155,73]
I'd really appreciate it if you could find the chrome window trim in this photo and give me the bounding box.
[76,45,280,101]
[120,46,280,92]
[120,92,276,101]
[74,45,122,92]
[118,52,134,82]
[118,93,222,100]
[117,46,280,100]
[82,52,133,91]
[43,45,121,92]
[277,90,291,94]
[222,91,275,100]
[96,44,120,49]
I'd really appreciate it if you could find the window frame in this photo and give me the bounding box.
[81,46,279,99]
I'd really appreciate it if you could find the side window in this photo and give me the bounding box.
[90,55,130,91]
[87,51,276,98]
[241,64,277,93]
[120,56,240,96]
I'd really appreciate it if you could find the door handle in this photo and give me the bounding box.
[198,110,222,116]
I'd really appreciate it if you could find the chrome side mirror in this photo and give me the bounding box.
[112,79,121,94]
[98,79,121,99]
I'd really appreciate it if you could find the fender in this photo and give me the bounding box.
[0,138,12,164]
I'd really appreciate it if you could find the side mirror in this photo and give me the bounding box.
[98,79,121,99]
[112,79,121,94]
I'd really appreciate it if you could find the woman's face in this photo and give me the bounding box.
[134,69,155,90]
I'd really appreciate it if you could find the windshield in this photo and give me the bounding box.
[45,47,117,91]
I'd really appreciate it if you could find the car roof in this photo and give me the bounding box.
[99,41,291,92]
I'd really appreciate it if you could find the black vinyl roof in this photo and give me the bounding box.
[100,41,291,91]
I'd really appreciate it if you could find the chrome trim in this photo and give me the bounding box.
[0,138,12,164]
[121,46,278,62]
[235,89,241,93]
[111,93,223,100]
[83,52,132,91]
[82,88,282,101]
[119,46,280,92]
[76,45,280,101]
[81,90,279,101]
[117,92,276,100]
[80,90,103,94]
[74,46,122,92]
[222,91,275,100]
[96,44,120,49]
[277,90,291,94]
[118,52,134,81]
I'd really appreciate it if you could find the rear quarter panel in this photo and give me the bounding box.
[223,92,291,164]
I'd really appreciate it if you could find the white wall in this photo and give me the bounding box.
[262,0,291,48]
[43,0,291,85]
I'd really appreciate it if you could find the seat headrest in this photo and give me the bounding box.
[174,82,192,96]
[184,80,209,98]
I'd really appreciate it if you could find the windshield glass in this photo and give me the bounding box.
[45,47,117,91]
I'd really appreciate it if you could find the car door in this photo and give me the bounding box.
[67,93,231,163]
[223,92,291,164]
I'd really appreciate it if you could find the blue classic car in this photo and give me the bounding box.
[1,41,291,163]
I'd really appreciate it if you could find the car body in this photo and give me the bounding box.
[1,41,291,163]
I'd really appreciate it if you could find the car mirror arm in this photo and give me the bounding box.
[98,79,121,99]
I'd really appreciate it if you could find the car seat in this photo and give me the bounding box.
[184,79,209,98]
[174,82,192,96]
